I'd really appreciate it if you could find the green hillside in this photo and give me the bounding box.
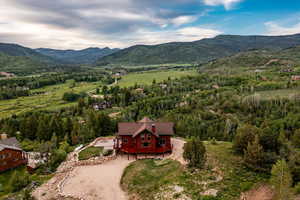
[97,34,300,66]
[0,53,47,75]
[36,47,120,64]
[202,46,300,70]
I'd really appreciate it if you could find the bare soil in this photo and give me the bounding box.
[62,157,132,200]
[240,185,274,200]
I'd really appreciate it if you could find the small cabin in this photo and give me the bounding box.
[292,75,300,81]
[0,134,27,172]
[114,117,174,154]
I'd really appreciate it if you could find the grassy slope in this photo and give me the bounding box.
[121,142,268,200]
[253,88,300,100]
[202,46,300,71]
[117,70,197,88]
[78,147,103,160]
[0,80,103,119]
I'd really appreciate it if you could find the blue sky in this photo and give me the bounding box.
[0,0,299,49]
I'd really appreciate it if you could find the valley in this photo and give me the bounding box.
[1,33,300,200]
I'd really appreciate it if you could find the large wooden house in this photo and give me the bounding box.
[0,134,27,173]
[114,117,174,154]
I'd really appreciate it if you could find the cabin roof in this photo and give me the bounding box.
[132,123,159,138]
[0,137,22,152]
[117,117,174,137]
[0,144,22,151]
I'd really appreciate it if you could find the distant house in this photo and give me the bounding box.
[281,68,294,73]
[135,88,144,93]
[292,75,300,81]
[114,117,174,154]
[92,101,112,111]
[0,134,27,173]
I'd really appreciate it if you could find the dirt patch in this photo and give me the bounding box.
[62,157,132,200]
[240,185,274,200]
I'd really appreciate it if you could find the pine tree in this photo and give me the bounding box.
[243,135,265,171]
[183,137,206,168]
[270,159,292,200]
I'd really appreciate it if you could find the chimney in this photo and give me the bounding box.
[151,124,156,133]
[1,133,8,140]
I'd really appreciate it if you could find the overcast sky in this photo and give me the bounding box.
[0,0,299,49]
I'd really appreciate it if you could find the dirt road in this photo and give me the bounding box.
[62,157,132,200]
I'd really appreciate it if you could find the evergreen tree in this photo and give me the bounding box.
[233,124,262,153]
[292,129,300,148]
[270,159,292,200]
[183,137,206,168]
[243,135,265,171]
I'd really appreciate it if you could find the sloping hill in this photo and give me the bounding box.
[36,47,120,64]
[0,43,54,63]
[202,46,300,69]
[0,53,47,75]
[97,34,300,66]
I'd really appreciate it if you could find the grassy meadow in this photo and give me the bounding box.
[117,69,197,88]
[254,88,300,100]
[121,142,268,200]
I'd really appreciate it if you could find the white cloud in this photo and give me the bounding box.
[129,27,222,45]
[203,0,243,10]
[265,21,300,36]
[171,15,198,27]
[0,0,219,49]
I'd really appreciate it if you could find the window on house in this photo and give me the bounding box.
[142,142,150,147]
[123,138,128,144]
[141,134,145,141]
[147,134,152,141]
[159,138,166,146]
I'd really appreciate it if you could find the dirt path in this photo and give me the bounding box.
[168,138,187,165]
[62,157,132,200]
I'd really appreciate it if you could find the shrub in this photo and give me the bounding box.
[8,170,31,192]
[103,149,114,156]
[295,182,300,194]
[183,137,206,168]
[49,149,67,171]
[292,129,300,148]
[78,147,103,160]
[210,137,217,145]
[62,92,85,102]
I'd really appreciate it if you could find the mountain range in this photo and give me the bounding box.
[97,34,300,66]
[1,33,300,74]
[36,47,120,64]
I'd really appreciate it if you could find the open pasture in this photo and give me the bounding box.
[117,69,197,88]
[0,80,102,119]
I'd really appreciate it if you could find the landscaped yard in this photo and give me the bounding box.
[78,147,104,160]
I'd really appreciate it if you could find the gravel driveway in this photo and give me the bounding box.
[62,157,132,200]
